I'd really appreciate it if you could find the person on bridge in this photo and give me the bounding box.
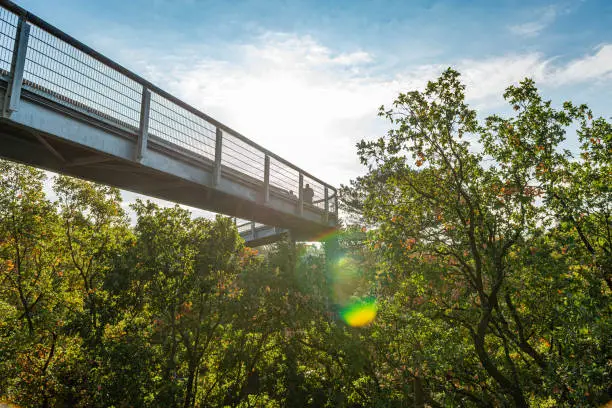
[303,184,314,205]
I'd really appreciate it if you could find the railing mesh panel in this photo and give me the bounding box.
[222,132,264,182]
[23,25,142,129]
[149,91,217,160]
[269,157,300,200]
[0,8,17,72]
[329,190,337,214]
[235,220,267,234]
[236,222,251,234]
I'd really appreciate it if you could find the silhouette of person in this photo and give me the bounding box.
[303,183,314,204]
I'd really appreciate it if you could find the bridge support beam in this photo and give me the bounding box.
[3,16,30,117]
[324,186,329,223]
[213,128,223,186]
[35,132,65,162]
[263,154,270,204]
[334,194,339,221]
[135,88,151,162]
[298,173,304,216]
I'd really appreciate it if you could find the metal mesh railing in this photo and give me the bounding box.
[236,221,251,234]
[0,3,337,225]
[328,190,337,215]
[235,220,267,235]
[222,132,265,182]
[0,8,16,72]
[23,25,142,129]
[270,157,300,198]
[149,91,216,160]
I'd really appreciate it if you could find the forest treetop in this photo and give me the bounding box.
[1,68,610,407]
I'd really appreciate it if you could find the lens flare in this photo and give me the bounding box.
[313,227,342,243]
[320,230,378,327]
[341,298,378,327]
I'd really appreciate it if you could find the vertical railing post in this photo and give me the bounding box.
[213,128,223,186]
[250,221,255,239]
[3,15,30,117]
[135,88,151,162]
[324,186,329,223]
[298,173,304,216]
[334,189,338,222]
[263,155,270,204]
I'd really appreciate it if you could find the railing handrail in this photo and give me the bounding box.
[0,0,336,193]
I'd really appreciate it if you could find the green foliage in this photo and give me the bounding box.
[0,68,610,407]
[345,68,610,407]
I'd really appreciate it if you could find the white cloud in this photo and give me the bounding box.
[509,5,558,37]
[551,44,612,84]
[134,35,612,184]
[135,35,397,187]
[455,54,549,106]
[454,45,612,107]
[243,33,373,67]
[79,32,612,218]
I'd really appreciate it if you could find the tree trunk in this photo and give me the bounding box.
[413,376,424,408]
[183,361,196,408]
[473,312,528,408]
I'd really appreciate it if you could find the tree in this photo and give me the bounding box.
[347,68,610,406]
[0,161,67,407]
[130,201,253,407]
[53,176,129,345]
[483,81,611,291]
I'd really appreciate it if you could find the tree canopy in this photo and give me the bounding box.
[1,68,610,407]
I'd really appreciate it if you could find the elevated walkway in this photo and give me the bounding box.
[0,1,338,242]
[236,220,288,247]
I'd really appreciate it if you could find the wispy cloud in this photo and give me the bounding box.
[457,44,612,107]
[82,31,612,189]
[35,29,612,223]
[26,0,608,223]
[508,5,559,37]
[128,35,612,188]
[246,33,373,67]
[550,44,612,84]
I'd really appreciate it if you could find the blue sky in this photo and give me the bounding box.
[16,0,612,215]
[19,0,612,64]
